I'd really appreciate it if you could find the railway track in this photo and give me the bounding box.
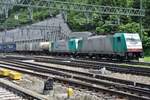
[3,55,150,66]
[76,57,150,66]
[0,78,47,100]
[33,56,150,76]
[3,55,150,76]
[2,59,150,88]
[0,86,24,100]
[0,59,150,100]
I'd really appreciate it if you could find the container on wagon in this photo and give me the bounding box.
[0,44,4,52]
[39,42,50,50]
[3,43,16,52]
[52,40,69,52]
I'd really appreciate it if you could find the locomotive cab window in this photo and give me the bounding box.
[70,41,74,45]
[117,37,121,42]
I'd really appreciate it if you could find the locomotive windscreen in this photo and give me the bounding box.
[124,33,143,52]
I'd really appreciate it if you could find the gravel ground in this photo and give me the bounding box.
[12,74,127,100]
[13,74,45,94]
[110,73,150,85]
[51,84,127,100]
[25,60,150,85]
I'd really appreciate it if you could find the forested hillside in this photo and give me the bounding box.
[0,0,150,54]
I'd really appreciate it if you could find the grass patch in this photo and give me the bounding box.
[144,56,150,62]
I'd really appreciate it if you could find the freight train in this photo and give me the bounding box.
[0,33,143,60]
